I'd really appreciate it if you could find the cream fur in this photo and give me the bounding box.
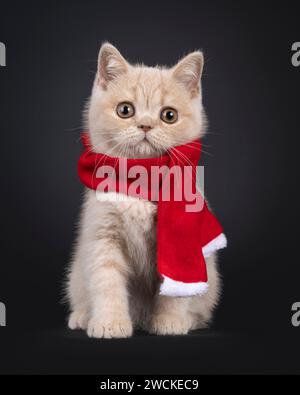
[67,43,221,338]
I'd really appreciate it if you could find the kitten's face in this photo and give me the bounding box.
[88,43,205,158]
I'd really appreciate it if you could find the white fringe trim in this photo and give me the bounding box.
[159,234,227,297]
[202,233,227,258]
[159,275,209,297]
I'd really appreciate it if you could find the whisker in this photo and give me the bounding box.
[64,126,83,132]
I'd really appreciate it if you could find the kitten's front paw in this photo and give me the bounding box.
[68,310,89,330]
[149,314,190,335]
[87,316,133,339]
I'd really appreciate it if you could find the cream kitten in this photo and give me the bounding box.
[67,43,221,338]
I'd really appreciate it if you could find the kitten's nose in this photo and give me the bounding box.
[138,125,152,133]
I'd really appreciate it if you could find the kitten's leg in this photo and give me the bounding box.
[188,253,221,329]
[149,254,220,335]
[67,261,90,330]
[149,295,192,335]
[86,239,133,339]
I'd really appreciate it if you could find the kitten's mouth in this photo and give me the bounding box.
[142,134,157,149]
[131,134,161,156]
[115,131,163,157]
[141,136,154,147]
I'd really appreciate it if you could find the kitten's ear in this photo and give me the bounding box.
[97,43,128,88]
[172,51,204,97]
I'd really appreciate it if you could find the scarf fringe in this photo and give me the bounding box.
[159,275,209,297]
[159,233,227,297]
[203,233,227,258]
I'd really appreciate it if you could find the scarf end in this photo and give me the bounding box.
[159,275,209,297]
[202,233,227,258]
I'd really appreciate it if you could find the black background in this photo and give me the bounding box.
[0,0,300,374]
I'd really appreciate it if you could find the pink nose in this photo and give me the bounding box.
[138,125,152,133]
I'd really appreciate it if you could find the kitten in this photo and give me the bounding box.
[67,43,221,338]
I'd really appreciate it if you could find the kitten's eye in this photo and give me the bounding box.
[160,107,178,124]
[116,102,135,118]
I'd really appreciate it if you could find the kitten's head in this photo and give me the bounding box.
[87,43,206,158]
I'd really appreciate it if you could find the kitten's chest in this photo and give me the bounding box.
[118,196,157,234]
[114,194,157,269]
[97,191,157,234]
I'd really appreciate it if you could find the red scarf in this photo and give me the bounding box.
[78,133,226,297]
